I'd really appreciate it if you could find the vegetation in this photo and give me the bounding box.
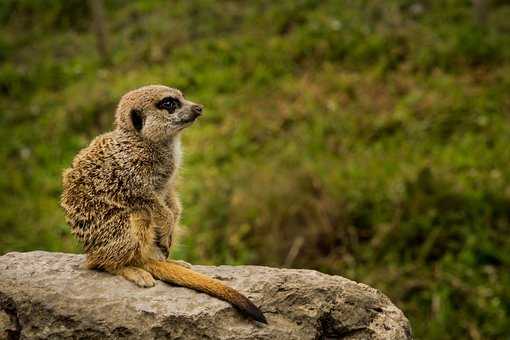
[1,1,510,338]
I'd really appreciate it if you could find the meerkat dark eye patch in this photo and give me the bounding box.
[156,96,181,113]
[130,109,143,131]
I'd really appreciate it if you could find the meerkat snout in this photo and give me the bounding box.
[181,104,203,123]
[191,104,203,115]
[188,104,203,120]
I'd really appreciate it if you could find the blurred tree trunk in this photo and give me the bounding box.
[89,0,110,65]
[472,0,488,26]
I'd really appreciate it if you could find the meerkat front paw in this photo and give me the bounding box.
[118,266,156,287]
[155,232,171,259]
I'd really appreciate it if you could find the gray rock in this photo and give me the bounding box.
[0,251,412,339]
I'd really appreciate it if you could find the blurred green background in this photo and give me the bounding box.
[1,0,509,338]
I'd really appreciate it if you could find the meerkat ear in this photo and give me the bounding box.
[130,109,143,132]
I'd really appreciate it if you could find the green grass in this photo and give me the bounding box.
[1,1,510,338]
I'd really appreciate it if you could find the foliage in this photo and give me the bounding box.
[1,1,510,338]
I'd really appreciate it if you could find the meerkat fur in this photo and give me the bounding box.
[61,85,267,323]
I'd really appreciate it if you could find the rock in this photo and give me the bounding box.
[0,251,412,339]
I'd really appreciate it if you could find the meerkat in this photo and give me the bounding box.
[60,85,266,323]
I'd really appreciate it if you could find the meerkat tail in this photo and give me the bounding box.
[144,260,267,324]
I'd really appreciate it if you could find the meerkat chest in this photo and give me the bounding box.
[152,138,182,192]
[171,138,182,170]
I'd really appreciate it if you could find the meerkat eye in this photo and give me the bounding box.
[157,97,181,113]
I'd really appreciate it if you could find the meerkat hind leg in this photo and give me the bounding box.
[112,266,156,288]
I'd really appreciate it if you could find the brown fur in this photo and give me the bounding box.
[61,85,266,323]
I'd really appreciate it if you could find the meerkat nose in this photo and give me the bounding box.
[191,104,203,116]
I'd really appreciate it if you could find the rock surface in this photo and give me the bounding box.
[0,251,412,339]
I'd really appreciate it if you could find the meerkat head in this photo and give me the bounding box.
[115,85,203,142]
